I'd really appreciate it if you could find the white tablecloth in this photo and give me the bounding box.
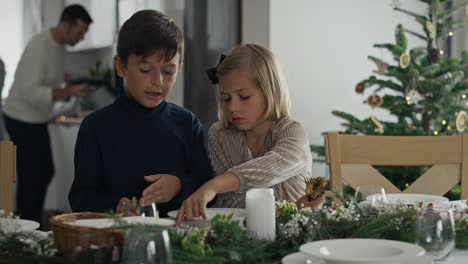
[443,249,468,264]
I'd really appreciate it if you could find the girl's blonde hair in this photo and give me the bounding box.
[216,43,291,127]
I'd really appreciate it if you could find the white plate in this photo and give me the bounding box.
[0,219,40,233]
[282,252,325,264]
[441,200,467,211]
[299,239,425,264]
[368,193,448,205]
[167,208,246,221]
[122,216,175,226]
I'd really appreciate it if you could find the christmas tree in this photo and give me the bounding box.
[311,0,468,197]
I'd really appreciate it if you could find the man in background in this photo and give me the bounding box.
[3,4,93,226]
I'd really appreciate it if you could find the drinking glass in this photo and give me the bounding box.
[415,207,455,262]
[121,226,172,264]
[139,202,159,218]
[354,186,387,206]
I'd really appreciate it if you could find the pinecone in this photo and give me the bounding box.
[305,176,327,200]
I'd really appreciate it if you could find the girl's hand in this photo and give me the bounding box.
[295,195,325,210]
[175,185,217,226]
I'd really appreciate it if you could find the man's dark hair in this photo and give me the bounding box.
[59,4,93,25]
[117,10,184,65]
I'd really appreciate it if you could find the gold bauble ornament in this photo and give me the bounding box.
[355,82,365,94]
[367,94,384,108]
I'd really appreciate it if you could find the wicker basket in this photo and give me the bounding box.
[49,212,124,256]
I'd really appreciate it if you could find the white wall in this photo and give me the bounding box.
[0,0,23,98]
[242,0,270,46]
[244,0,427,177]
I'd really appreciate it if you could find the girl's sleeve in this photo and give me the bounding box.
[227,122,311,191]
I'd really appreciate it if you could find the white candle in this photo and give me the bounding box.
[246,188,275,240]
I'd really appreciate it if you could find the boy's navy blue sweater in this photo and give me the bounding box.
[68,92,213,217]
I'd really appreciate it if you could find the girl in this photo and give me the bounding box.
[176,44,319,223]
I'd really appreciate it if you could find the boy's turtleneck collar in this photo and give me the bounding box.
[116,87,166,116]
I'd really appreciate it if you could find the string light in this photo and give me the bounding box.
[434,130,439,135]
[462,94,467,99]
[440,50,444,55]
[405,183,409,188]
[448,32,453,36]
[442,120,447,125]
[448,126,452,130]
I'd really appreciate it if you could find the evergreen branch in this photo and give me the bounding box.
[331,111,362,123]
[395,24,407,51]
[438,20,465,39]
[310,145,325,156]
[393,7,427,21]
[404,29,428,41]
[365,76,404,93]
[373,43,404,56]
[440,1,468,20]
[417,0,432,4]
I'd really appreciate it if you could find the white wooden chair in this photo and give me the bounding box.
[325,132,468,199]
[0,141,16,214]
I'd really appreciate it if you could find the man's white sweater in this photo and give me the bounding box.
[4,29,65,123]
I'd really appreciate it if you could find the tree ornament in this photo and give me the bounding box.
[426,20,435,39]
[355,82,365,94]
[456,111,468,132]
[367,94,384,108]
[376,63,389,75]
[406,89,423,104]
[371,116,384,134]
[428,48,440,63]
[305,177,327,200]
[399,51,411,69]
[368,56,389,75]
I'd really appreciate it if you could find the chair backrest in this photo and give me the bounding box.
[325,132,468,199]
[0,141,16,214]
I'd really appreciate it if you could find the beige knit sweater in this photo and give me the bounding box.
[208,117,311,208]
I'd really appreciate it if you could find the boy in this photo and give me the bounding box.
[69,10,213,217]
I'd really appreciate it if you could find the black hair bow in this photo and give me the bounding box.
[206,54,226,84]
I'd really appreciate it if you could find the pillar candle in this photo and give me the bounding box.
[246,188,275,240]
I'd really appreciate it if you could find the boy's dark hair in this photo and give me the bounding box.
[59,4,93,25]
[117,10,184,65]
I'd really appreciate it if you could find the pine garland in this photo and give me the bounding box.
[1,202,467,264]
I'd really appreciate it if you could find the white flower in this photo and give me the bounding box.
[281,212,312,239]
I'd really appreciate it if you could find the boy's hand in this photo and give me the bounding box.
[175,184,217,226]
[141,174,181,204]
[116,197,140,216]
